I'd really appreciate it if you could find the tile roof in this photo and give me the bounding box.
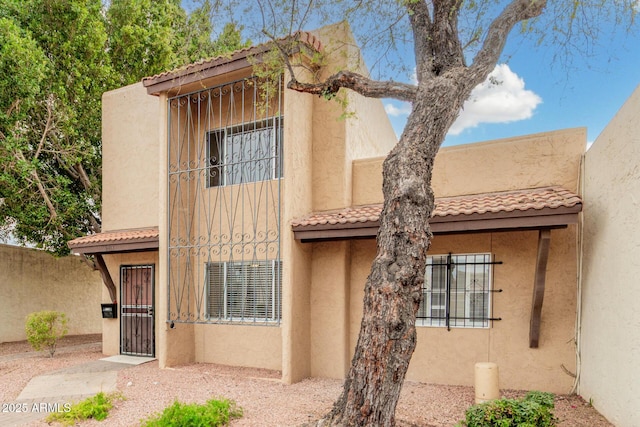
[68,227,159,253]
[142,31,323,88]
[291,186,582,229]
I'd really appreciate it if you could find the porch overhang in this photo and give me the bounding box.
[292,186,582,349]
[291,186,582,242]
[67,227,159,304]
[68,227,159,255]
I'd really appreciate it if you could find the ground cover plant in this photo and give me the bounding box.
[457,391,557,427]
[46,391,123,426]
[140,398,242,427]
[24,310,68,357]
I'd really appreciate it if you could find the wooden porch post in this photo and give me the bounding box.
[94,253,117,303]
[529,229,551,348]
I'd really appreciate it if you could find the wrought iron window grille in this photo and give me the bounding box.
[417,253,502,330]
[167,75,283,325]
[206,117,283,188]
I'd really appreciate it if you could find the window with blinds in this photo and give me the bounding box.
[206,260,282,323]
[207,118,282,187]
[417,253,493,328]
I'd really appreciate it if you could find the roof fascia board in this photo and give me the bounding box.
[143,41,315,96]
[293,212,578,241]
[144,57,254,96]
[70,240,159,255]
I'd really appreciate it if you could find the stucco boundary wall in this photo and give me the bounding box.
[580,84,640,427]
[0,244,102,343]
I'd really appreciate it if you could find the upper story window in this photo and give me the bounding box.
[417,253,493,329]
[207,117,283,187]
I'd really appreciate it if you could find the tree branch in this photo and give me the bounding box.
[406,0,433,82]
[14,150,58,222]
[34,96,55,160]
[471,0,547,79]
[288,70,418,103]
[6,99,21,117]
[431,0,465,72]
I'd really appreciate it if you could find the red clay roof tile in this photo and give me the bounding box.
[142,31,323,87]
[291,187,582,228]
[68,227,159,249]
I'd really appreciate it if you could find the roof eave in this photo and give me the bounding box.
[142,46,266,96]
[68,238,159,255]
[142,32,322,96]
[292,205,581,242]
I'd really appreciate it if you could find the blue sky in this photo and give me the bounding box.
[383,24,640,148]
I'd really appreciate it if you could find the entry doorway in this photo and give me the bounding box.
[120,265,155,357]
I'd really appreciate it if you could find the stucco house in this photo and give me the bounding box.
[68,23,585,395]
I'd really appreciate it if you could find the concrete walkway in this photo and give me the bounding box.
[0,353,154,427]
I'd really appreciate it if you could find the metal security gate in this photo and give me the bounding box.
[120,265,155,356]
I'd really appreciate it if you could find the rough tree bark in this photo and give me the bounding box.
[284,1,548,425]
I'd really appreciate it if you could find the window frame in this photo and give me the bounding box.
[417,253,493,329]
[206,117,283,188]
[205,260,282,324]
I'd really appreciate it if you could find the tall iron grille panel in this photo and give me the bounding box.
[167,76,283,325]
[120,265,155,356]
[417,253,495,329]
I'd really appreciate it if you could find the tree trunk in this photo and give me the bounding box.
[320,85,464,426]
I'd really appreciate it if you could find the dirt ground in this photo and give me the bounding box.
[0,335,613,426]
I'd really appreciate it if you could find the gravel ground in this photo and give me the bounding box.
[1,335,612,426]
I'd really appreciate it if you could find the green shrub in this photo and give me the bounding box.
[141,398,243,427]
[25,310,68,357]
[457,391,557,427]
[46,392,124,426]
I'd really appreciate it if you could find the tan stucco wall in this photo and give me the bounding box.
[353,128,585,205]
[102,83,160,231]
[194,324,281,370]
[283,25,398,379]
[0,245,101,343]
[310,128,585,392]
[340,228,577,394]
[580,84,640,427]
[310,22,396,211]
[281,77,315,383]
[310,241,351,378]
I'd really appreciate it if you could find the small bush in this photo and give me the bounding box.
[141,398,243,427]
[458,391,557,427]
[46,392,124,426]
[25,310,68,357]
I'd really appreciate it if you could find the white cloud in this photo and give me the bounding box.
[448,64,542,136]
[384,102,412,117]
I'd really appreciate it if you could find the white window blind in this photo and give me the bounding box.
[207,260,282,323]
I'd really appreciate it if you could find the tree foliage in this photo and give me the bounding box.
[0,0,249,255]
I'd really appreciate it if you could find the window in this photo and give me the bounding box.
[206,260,282,323]
[207,118,282,187]
[417,253,493,328]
